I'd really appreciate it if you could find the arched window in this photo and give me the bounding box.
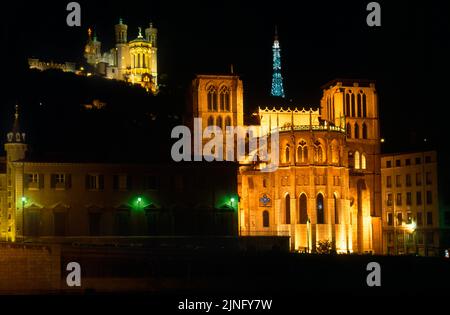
[314,143,323,163]
[331,144,339,164]
[207,116,214,127]
[361,153,367,170]
[357,93,362,117]
[299,194,308,224]
[263,211,269,227]
[216,116,223,130]
[285,145,290,163]
[362,94,367,117]
[334,194,339,224]
[318,146,323,162]
[345,93,350,116]
[355,151,360,169]
[219,86,230,111]
[317,193,325,224]
[263,178,267,188]
[346,123,352,138]
[207,85,218,111]
[351,93,355,117]
[285,194,291,224]
[224,116,231,128]
[354,123,360,139]
[297,141,308,163]
[362,123,368,139]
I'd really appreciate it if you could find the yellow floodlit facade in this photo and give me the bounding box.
[191,76,382,253]
[381,151,440,256]
[84,20,158,93]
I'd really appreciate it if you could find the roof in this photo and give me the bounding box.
[320,78,376,90]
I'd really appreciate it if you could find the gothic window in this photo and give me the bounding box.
[355,151,360,169]
[285,145,290,163]
[216,116,223,130]
[361,153,367,170]
[219,86,230,111]
[285,194,291,224]
[346,123,351,138]
[345,93,350,116]
[354,123,360,139]
[207,116,214,127]
[362,123,368,139]
[224,116,231,128]
[362,94,367,117]
[331,143,339,164]
[299,194,308,224]
[207,85,218,111]
[351,93,355,117]
[317,193,325,224]
[334,194,339,224]
[297,140,308,163]
[314,141,324,163]
[357,93,362,117]
[263,210,269,227]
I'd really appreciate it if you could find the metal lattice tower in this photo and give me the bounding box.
[270,26,285,98]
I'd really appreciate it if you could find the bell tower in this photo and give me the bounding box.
[321,79,382,254]
[4,105,27,242]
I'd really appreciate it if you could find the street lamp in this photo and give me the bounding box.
[406,220,417,255]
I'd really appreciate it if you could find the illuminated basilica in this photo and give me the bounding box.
[84,19,158,92]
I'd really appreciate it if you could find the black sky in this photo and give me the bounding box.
[2,0,450,154]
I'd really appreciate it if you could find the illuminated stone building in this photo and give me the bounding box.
[0,107,237,242]
[83,19,158,92]
[381,151,440,256]
[189,75,382,253]
[28,58,76,73]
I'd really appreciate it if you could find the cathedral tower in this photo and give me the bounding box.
[321,80,382,253]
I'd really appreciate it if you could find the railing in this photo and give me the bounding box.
[239,230,290,237]
[277,124,345,133]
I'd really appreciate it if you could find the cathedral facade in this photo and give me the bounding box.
[191,75,383,253]
[84,19,158,93]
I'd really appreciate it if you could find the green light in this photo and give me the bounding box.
[230,197,235,203]
[21,197,27,203]
[137,197,142,203]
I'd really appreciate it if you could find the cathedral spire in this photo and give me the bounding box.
[270,25,285,98]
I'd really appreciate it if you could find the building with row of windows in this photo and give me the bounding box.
[0,107,237,242]
[381,151,442,256]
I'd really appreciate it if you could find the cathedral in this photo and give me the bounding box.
[83,19,158,93]
[190,74,382,254]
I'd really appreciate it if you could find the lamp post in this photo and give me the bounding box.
[406,220,417,255]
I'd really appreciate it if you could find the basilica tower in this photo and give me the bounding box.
[114,18,130,80]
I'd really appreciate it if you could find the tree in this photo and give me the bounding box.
[316,240,334,254]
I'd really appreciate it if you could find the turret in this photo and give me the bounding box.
[145,22,157,47]
[114,18,128,44]
[5,105,27,162]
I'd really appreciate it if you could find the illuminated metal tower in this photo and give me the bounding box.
[270,26,285,98]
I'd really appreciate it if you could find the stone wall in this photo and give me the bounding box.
[0,243,61,293]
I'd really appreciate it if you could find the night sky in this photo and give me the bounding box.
[2,0,450,201]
